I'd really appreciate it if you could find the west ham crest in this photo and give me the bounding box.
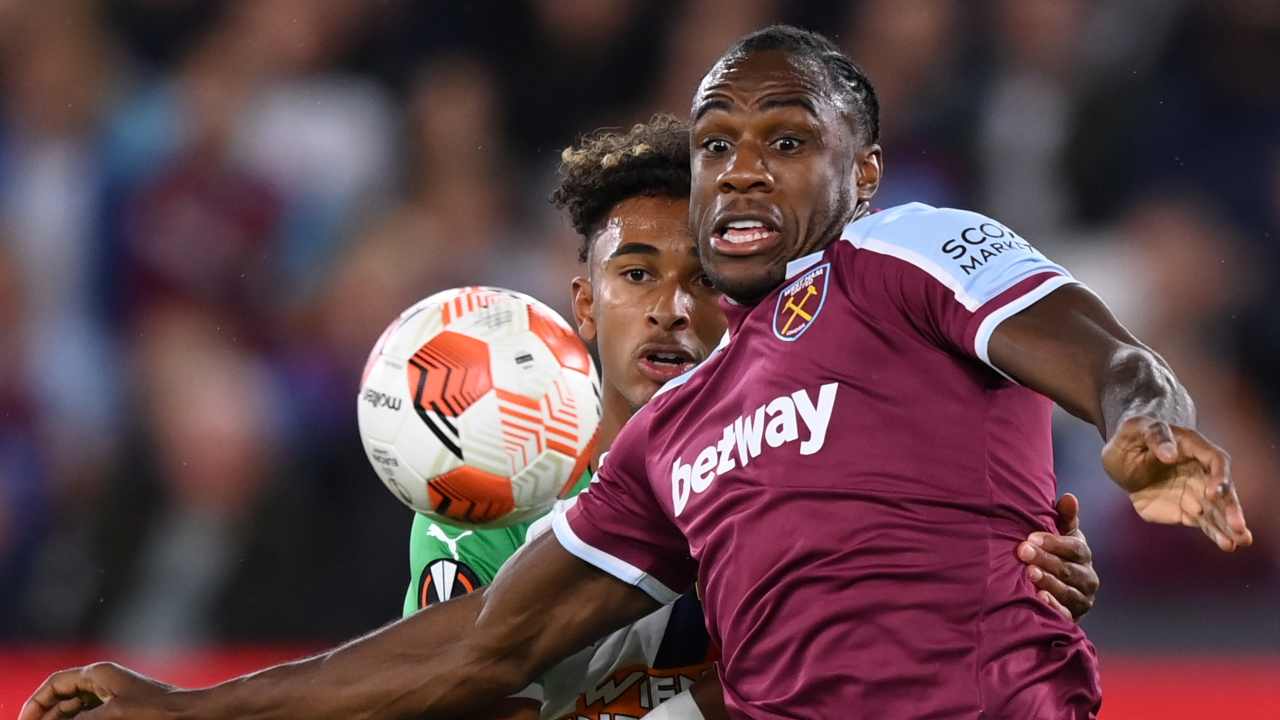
[773,263,830,341]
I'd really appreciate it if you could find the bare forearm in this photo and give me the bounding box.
[987,285,1195,440]
[1098,346,1194,439]
[21,533,657,720]
[166,531,655,720]
[180,592,527,720]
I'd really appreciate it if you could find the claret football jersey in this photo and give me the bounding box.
[553,203,1102,718]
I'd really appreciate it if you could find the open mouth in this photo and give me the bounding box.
[635,345,698,383]
[711,215,782,257]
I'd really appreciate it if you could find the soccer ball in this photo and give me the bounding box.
[358,287,601,528]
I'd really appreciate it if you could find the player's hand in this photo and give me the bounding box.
[20,662,180,720]
[1102,415,1252,552]
[1017,493,1099,621]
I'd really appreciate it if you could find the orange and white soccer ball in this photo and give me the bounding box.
[358,287,600,528]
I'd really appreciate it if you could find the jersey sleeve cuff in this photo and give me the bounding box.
[552,509,682,604]
[970,272,1080,381]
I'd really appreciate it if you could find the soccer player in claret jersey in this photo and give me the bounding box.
[407,117,1100,720]
[24,25,1249,720]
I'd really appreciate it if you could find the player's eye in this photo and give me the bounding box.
[702,138,731,154]
[772,136,803,153]
[622,268,653,283]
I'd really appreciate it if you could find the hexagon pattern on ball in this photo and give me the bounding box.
[357,287,600,529]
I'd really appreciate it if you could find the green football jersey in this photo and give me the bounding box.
[403,470,593,615]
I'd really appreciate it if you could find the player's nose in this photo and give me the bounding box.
[717,142,773,194]
[646,285,693,331]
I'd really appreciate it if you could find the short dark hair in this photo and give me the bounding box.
[551,114,691,262]
[721,24,880,145]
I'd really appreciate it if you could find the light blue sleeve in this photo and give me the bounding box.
[843,203,1082,372]
[847,202,1074,313]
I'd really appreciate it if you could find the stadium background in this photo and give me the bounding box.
[0,0,1276,716]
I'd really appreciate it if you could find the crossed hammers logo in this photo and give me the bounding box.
[780,284,819,336]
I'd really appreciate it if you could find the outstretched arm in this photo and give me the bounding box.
[989,284,1252,551]
[22,532,659,720]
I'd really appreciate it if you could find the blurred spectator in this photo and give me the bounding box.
[1064,0,1280,240]
[102,308,278,647]
[495,0,673,167]
[0,0,124,640]
[224,0,396,304]
[0,0,121,505]
[0,242,50,636]
[82,8,289,646]
[977,0,1090,239]
[841,0,972,209]
[650,0,780,117]
[334,55,512,326]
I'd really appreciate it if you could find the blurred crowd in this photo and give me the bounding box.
[0,0,1277,650]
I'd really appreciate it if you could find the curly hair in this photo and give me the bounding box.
[551,114,691,262]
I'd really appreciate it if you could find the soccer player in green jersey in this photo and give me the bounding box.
[404,116,729,719]
[24,115,1103,720]
[402,116,724,620]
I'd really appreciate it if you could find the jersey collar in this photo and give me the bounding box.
[784,250,825,279]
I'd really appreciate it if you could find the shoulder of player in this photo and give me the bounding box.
[841,202,1026,259]
[837,202,1053,309]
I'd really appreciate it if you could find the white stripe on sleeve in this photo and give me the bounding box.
[551,511,681,604]
[973,275,1080,380]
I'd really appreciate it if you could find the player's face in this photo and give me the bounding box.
[572,195,726,411]
[689,49,880,304]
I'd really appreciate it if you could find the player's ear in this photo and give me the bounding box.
[571,276,597,343]
[854,143,882,204]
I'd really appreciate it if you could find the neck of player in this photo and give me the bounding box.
[594,381,636,466]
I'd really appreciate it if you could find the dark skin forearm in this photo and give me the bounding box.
[1096,345,1194,440]
[19,595,497,720]
[987,283,1250,551]
[183,534,656,720]
[182,589,509,720]
[989,284,1192,440]
[23,533,659,720]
